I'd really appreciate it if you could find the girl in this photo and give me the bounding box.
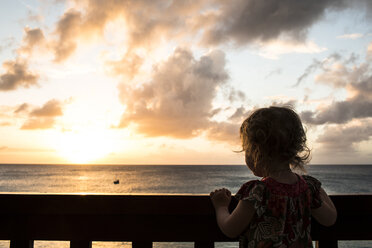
[210,106,337,248]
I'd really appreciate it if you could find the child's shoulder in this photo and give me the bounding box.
[235,179,266,200]
[301,174,322,193]
[301,174,322,186]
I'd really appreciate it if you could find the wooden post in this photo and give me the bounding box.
[195,241,214,248]
[132,241,152,248]
[10,239,34,248]
[70,239,92,248]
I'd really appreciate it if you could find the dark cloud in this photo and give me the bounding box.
[228,107,251,122]
[0,60,39,91]
[48,0,371,65]
[117,48,229,138]
[301,98,372,125]
[317,122,372,153]
[201,0,348,45]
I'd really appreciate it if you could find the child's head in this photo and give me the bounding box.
[240,106,310,176]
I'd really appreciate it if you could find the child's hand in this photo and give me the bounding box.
[210,188,232,209]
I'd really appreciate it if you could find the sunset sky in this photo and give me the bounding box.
[0,0,372,165]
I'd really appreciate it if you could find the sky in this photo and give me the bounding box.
[0,0,372,165]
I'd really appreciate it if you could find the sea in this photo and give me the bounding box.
[0,164,371,248]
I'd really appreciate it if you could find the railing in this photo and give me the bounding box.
[0,194,371,248]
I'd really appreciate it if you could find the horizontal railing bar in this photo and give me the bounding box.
[0,194,371,244]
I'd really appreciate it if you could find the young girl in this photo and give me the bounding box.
[210,106,337,248]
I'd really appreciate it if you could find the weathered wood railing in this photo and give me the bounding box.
[0,194,371,248]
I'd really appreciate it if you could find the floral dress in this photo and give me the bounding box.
[235,174,322,248]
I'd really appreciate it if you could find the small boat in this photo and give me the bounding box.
[113,179,120,184]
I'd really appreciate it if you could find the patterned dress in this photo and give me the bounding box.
[235,174,322,248]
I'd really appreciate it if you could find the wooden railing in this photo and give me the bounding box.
[0,194,371,248]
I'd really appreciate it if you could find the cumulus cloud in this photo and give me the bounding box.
[0,60,39,91]
[21,118,56,130]
[317,121,372,153]
[201,0,348,45]
[300,51,372,125]
[0,27,46,91]
[301,98,372,125]
[117,48,229,138]
[19,27,45,54]
[30,99,63,117]
[47,0,372,65]
[106,52,144,80]
[20,99,64,130]
[53,9,82,62]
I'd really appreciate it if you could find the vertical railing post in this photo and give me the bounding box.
[195,241,214,248]
[70,239,92,248]
[132,241,152,248]
[10,239,34,248]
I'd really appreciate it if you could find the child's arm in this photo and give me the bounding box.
[210,188,255,238]
[311,187,337,226]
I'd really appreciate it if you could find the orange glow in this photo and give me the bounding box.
[53,129,114,164]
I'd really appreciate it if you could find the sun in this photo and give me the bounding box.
[54,129,114,164]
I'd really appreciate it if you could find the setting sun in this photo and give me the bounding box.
[54,129,114,164]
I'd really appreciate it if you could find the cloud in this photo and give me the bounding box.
[205,121,240,144]
[105,52,144,79]
[30,99,63,117]
[53,9,82,62]
[337,33,364,39]
[47,0,369,65]
[21,118,56,130]
[265,68,282,79]
[0,60,39,91]
[0,122,12,127]
[14,103,29,114]
[19,27,46,54]
[368,42,372,56]
[117,48,229,138]
[294,53,342,87]
[19,99,64,130]
[0,27,46,91]
[316,121,372,153]
[201,0,348,46]
[301,98,372,125]
[300,48,372,125]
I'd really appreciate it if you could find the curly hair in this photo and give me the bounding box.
[240,106,310,174]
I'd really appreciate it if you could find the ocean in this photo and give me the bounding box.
[0,164,371,248]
